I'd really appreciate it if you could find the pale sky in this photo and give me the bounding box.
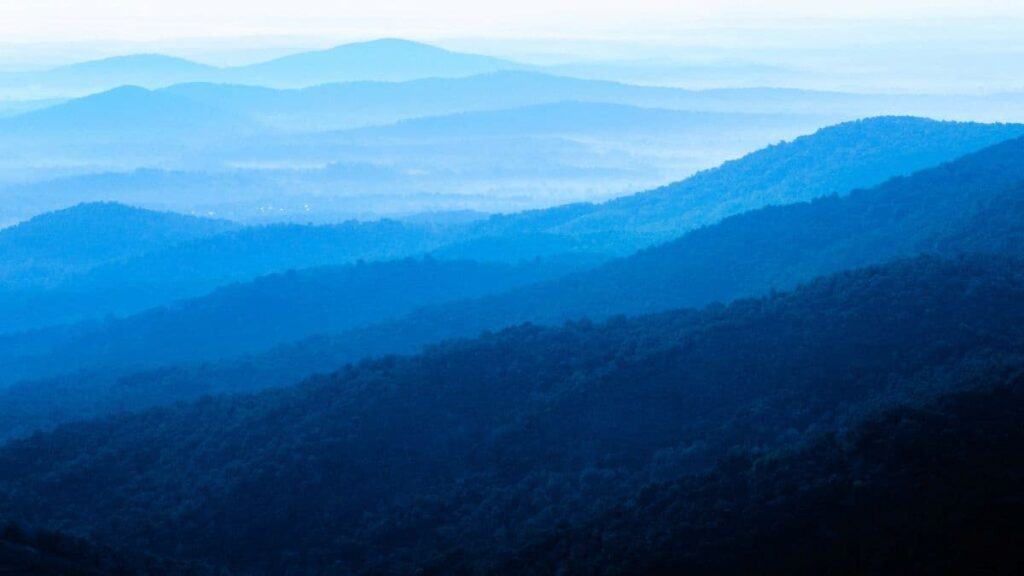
[2,0,1024,43]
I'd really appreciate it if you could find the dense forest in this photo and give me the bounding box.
[0,215,458,333]
[499,377,1024,575]
[0,202,238,288]
[0,521,223,576]
[1,255,1022,574]
[0,257,586,373]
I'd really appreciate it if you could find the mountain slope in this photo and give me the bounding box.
[0,256,1023,573]
[284,130,1024,366]
[40,54,218,89]
[0,215,459,334]
[7,117,1002,242]
[0,519,220,575]
[0,253,598,385]
[0,85,252,137]
[1,54,218,99]
[499,374,1024,575]
[0,202,237,288]
[5,116,991,323]
[459,117,1024,252]
[0,257,589,373]
[575,116,1024,240]
[4,131,1024,422]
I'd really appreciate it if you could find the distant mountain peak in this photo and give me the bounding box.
[39,200,147,215]
[52,53,214,72]
[326,38,450,52]
[261,38,464,65]
[230,38,526,85]
[4,39,528,96]
[8,201,223,230]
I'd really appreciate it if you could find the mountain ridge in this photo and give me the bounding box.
[0,39,529,98]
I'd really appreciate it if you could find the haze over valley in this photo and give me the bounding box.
[2,36,1024,226]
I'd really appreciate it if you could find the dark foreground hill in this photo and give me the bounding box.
[497,374,1024,576]
[0,521,223,576]
[1,255,1023,574]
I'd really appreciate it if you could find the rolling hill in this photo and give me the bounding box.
[424,131,1024,334]
[0,85,253,137]
[6,115,1017,248]
[448,116,1024,254]
[0,75,838,220]
[0,255,1021,574]
[0,39,526,99]
[0,216,461,335]
[3,130,1024,438]
[3,115,1004,332]
[36,54,218,92]
[6,47,1024,124]
[0,257,591,370]
[0,202,237,288]
[11,67,1024,136]
[23,69,1024,133]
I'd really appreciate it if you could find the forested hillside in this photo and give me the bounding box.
[499,376,1024,575]
[4,133,1024,437]
[0,215,455,333]
[460,117,1024,252]
[411,131,1024,337]
[1,256,1022,574]
[3,117,1016,335]
[0,202,237,288]
[0,521,221,576]
[0,257,586,379]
